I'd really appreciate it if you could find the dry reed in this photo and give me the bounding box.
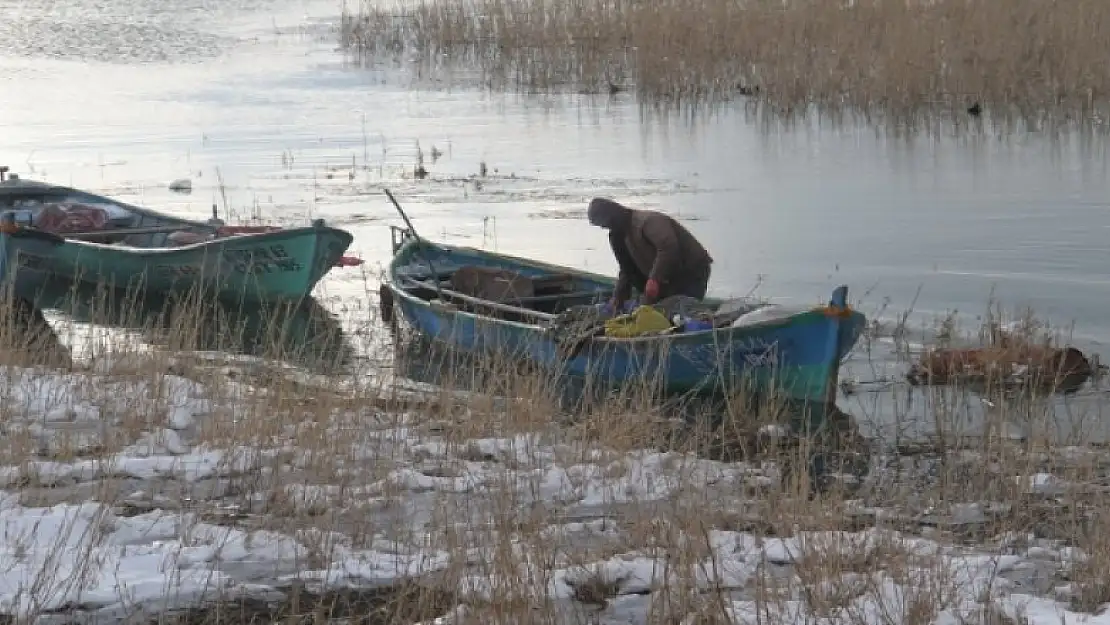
[0,275,1102,623]
[342,0,1110,129]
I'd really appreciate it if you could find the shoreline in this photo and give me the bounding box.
[0,290,1103,623]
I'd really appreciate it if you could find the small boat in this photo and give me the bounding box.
[0,168,355,303]
[382,225,868,416]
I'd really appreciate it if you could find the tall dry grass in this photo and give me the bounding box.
[342,0,1110,127]
[0,276,1103,623]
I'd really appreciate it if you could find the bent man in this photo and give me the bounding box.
[586,197,713,311]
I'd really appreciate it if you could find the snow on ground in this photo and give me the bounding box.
[0,363,1105,624]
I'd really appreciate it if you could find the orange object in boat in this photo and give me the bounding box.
[335,256,363,267]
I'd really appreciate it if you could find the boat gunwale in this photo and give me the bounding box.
[387,237,864,347]
[58,224,354,255]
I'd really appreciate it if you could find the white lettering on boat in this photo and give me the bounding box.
[743,345,779,367]
[670,338,784,368]
[152,264,202,279]
[221,245,304,274]
[14,252,47,271]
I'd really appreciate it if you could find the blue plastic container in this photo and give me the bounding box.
[683,318,713,332]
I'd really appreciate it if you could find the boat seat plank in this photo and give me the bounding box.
[400,277,558,322]
[516,289,610,304]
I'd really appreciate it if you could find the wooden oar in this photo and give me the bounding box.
[382,188,447,304]
[400,277,556,322]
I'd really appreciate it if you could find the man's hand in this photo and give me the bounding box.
[644,279,660,303]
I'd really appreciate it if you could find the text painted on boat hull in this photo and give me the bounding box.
[222,245,304,275]
[671,338,786,368]
[14,252,47,272]
[151,245,308,280]
[153,264,203,280]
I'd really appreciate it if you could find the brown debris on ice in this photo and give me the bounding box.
[906,325,1098,395]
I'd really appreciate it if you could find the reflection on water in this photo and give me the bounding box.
[21,278,356,375]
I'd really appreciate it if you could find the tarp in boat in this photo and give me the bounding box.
[604,305,673,338]
[450,266,535,303]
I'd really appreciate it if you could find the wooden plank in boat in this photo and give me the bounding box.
[400,277,556,322]
[532,273,575,294]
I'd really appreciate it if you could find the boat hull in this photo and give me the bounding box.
[0,228,67,302]
[392,293,862,401]
[386,236,867,412]
[0,175,354,303]
[9,226,353,304]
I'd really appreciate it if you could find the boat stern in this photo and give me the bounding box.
[0,224,66,303]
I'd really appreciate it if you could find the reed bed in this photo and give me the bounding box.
[0,278,1104,623]
[342,0,1110,128]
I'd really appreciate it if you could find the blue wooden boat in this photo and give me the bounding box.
[382,226,868,418]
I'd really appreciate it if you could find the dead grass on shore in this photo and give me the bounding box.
[342,0,1110,129]
[0,280,1105,623]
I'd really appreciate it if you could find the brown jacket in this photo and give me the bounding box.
[592,203,712,302]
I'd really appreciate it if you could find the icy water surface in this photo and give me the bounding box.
[1,0,1109,441]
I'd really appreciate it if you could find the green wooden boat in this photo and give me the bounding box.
[0,170,354,304]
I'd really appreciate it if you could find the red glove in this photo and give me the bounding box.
[644,279,660,303]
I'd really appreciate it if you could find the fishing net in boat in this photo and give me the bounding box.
[23,200,136,234]
[547,304,610,356]
[549,304,608,335]
[449,266,536,304]
[34,203,109,233]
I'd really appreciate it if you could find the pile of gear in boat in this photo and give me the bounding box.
[0,196,292,248]
[543,295,818,360]
[547,295,803,343]
[0,195,220,247]
[417,263,808,347]
[2,197,136,234]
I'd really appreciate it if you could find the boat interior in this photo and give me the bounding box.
[391,240,778,332]
[392,255,616,325]
[0,177,224,249]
